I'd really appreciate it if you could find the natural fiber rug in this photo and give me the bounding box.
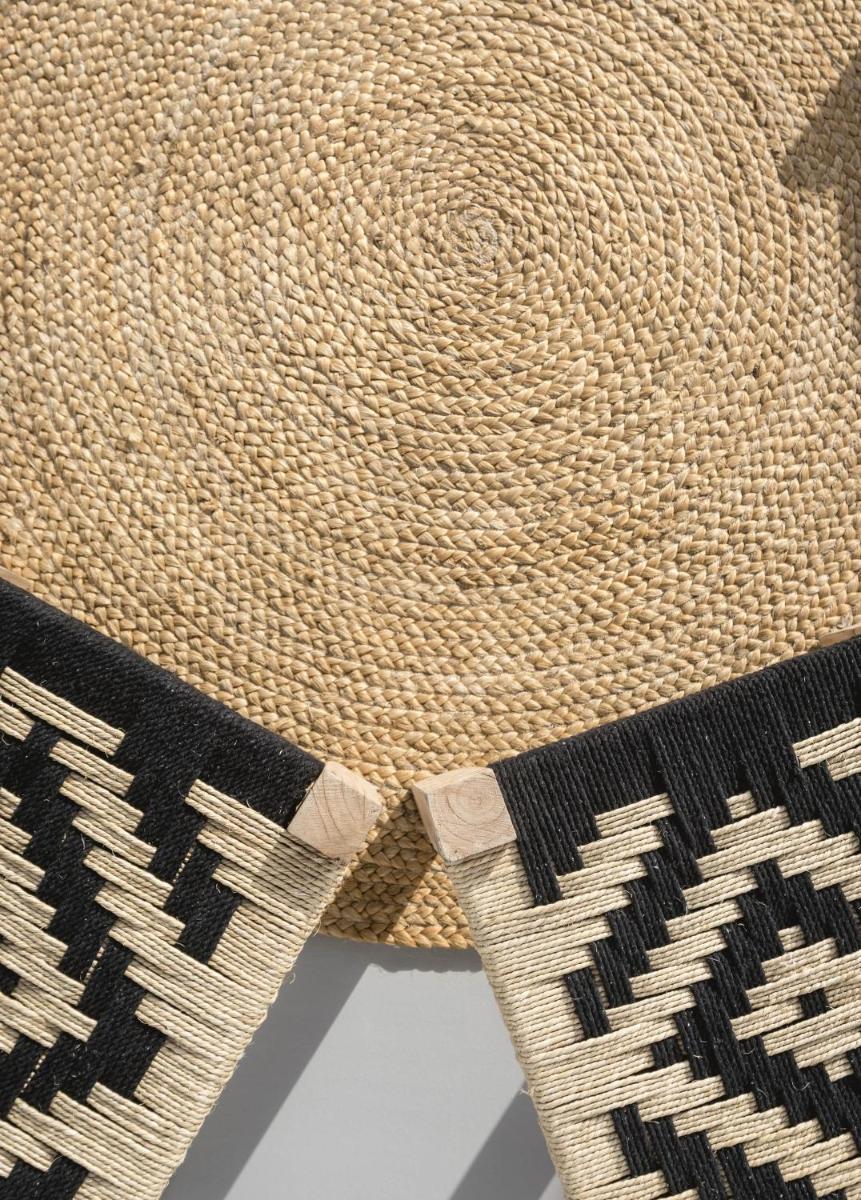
[416,635,861,1198]
[1,1,860,948]
[0,578,379,1198]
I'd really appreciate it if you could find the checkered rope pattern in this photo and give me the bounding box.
[449,637,861,1199]
[0,581,354,1199]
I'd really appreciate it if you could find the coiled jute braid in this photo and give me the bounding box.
[1,1,860,947]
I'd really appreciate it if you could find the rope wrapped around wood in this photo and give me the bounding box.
[418,635,861,1199]
[0,579,379,1199]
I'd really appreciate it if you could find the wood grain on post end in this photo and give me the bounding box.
[0,566,30,592]
[820,623,861,647]
[288,761,382,859]
[412,767,516,865]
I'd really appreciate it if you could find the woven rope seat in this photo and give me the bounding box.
[0,579,379,1199]
[1,1,860,948]
[417,637,861,1199]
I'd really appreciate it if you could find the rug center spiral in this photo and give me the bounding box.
[3,0,859,949]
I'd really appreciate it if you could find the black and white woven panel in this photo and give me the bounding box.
[0,580,351,1199]
[442,636,861,1199]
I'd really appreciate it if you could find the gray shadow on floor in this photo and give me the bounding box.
[449,1089,558,1200]
[164,937,482,1200]
[368,940,483,973]
[164,936,368,1200]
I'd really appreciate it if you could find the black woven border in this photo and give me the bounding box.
[490,639,861,1200]
[0,579,325,1199]
[492,637,861,906]
[0,580,322,826]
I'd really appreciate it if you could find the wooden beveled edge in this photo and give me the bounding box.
[820,623,861,647]
[411,766,517,865]
[0,565,30,591]
[288,762,383,860]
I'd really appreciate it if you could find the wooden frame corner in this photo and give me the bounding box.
[288,762,382,859]
[412,766,516,864]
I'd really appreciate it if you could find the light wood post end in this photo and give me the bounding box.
[412,767,516,864]
[289,762,382,859]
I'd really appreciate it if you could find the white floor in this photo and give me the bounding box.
[165,935,563,1200]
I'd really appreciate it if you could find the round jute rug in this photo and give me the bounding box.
[2,1,860,947]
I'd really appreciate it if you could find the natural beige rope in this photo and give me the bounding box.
[452,717,861,1197]
[0,667,350,1198]
[1,0,860,947]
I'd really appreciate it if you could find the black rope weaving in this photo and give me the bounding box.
[0,579,323,1198]
[488,634,861,1199]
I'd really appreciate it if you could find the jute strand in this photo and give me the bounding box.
[2,0,860,946]
[453,646,861,1197]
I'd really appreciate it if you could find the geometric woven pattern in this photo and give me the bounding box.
[3,0,861,955]
[0,580,353,1199]
[447,637,861,1199]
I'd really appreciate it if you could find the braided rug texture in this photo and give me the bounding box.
[1,0,860,947]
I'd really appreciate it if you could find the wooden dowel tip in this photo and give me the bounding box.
[288,762,382,860]
[412,766,516,864]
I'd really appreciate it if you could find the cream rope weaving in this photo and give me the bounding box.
[417,636,861,1198]
[0,579,380,1199]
